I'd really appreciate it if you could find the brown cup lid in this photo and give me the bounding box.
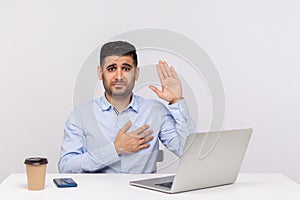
[24,157,48,166]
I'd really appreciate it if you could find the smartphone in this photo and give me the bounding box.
[53,178,78,188]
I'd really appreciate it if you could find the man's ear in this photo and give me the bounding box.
[135,67,140,81]
[97,65,103,80]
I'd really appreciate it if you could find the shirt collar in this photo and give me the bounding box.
[98,94,139,113]
[99,94,112,111]
[127,94,139,113]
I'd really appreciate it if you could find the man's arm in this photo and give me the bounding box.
[149,60,196,156]
[165,98,196,156]
[58,113,155,173]
[58,111,120,173]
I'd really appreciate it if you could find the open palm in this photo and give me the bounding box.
[149,60,182,104]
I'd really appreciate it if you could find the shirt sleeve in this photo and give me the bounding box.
[159,98,196,157]
[58,111,120,173]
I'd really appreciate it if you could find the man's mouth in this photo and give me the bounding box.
[112,81,126,87]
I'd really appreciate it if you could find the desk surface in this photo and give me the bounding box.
[1,173,300,199]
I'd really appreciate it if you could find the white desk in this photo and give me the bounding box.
[1,173,300,199]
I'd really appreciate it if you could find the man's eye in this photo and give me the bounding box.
[123,67,131,72]
[107,67,116,72]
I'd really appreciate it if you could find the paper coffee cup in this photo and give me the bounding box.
[24,157,48,190]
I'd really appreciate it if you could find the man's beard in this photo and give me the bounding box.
[103,78,135,98]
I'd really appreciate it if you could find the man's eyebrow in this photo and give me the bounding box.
[106,63,117,68]
[122,63,133,68]
[105,62,133,68]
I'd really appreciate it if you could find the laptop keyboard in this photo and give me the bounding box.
[155,182,173,189]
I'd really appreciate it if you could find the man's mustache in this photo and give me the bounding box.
[111,80,127,84]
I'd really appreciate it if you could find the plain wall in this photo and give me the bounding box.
[0,0,299,183]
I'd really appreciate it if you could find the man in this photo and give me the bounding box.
[58,41,195,173]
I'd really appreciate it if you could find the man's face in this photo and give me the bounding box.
[98,55,139,99]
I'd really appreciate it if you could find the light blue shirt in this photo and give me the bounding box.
[58,94,195,173]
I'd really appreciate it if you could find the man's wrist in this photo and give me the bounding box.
[169,97,183,105]
[113,142,121,155]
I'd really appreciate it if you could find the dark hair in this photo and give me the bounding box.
[100,41,138,67]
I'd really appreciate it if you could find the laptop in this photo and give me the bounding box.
[129,128,253,193]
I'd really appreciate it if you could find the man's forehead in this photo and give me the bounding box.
[103,55,134,66]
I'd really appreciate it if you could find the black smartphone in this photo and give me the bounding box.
[53,178,78,188]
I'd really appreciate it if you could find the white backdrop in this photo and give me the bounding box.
[0,0,299,184]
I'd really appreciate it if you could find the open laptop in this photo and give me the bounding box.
[129,128,253,193]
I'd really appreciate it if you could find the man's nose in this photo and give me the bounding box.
[116,68,123,80]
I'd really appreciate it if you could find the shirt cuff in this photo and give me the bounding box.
[168,98,191,120]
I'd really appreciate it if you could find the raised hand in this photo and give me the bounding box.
[114,121,154,155]
[149,60,182,104]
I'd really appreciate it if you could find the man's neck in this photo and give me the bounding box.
[105,93,132,112]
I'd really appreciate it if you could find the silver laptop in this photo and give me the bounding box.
[129,128,253,193]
